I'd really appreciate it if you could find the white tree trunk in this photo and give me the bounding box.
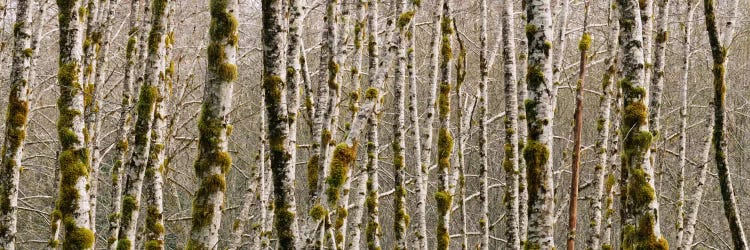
[53,0,94,248]
[523,0,556,249]
[186,0,236,247]
[617,0,666,248]
[0,0,33,247]
[414,1,442,249]
[107,1,140,249]
[500,0,519,248]
[587,1,617,248]
[117,0,169,248]
[675,1,695,249]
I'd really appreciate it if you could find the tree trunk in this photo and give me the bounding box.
[523,0,556,248]
[500,0,519,248]
[117,0,169,248]
[434,1,455,249]
[0,0,33,247]
[391,0,411,248]
[345,1,368,249]
[185,0,237,247]
[566,3,589,249]
[703,0,748,248]
[675,1,695,249]
[479,0,492,248]
[53,0,95,248]
[587,1,617,248]
[107,1,140,249]
[143,5,173,249]
[617,0,666,248]
[414,1,443,249]
[517,2,529,241]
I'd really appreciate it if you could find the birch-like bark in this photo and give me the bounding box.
[260,0,301,249]
[500,0,519,248]
[185,0,236,247]
[107,1,139,249]
[259,97,272,249]
[617,0,666,248]
[703,0,748,248]
[523,0,556,248]
[550,0,569,114]
[479,0,492,248]
[414,1,443,248]
[345,1,368,248]
[586,1,617,248]
[0,0,33,247]
[453,21,469,250]
[391,0,411,248]
[88,2,116,246]
[81,0,101,236]
[305,0,338,246]
[364,119,381,250]
[566,3,589,249]
[648,0,669,152]
[681,117,712,250]
[675,1,694,249]
[53,0,94,248]
[517,2,529,240]
[117,0,169,248]
[435,1,455,249]
[143,5,173,249]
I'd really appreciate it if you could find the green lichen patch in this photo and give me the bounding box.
[365,87,379,100]
[397,11,415,29]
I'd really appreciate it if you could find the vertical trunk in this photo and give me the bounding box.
[81,0,101,237]
[681,116,713,250]
[117,0,169,248]
[260,0,300,249]
[587,1,617,248]
[54,0,94,248]
[703,0,748,248]
[566,3,590,250]
[364,120,380,250]
[415,1,443,249]
[617,0,666,248]
[435,1,454,249]
[523,0,556,248]
[479,0,492,249]
[648,0,669,155]
[517,1,529,240]
[259,99,273,249]
[186,0,236,247]
[675,1,694,249]
[143,4,172,249]
[392,0,411,248]
[0,0,33,248]
[453,21,469,250]
[305,0,339,246]
[549,0,569,115]
[107,1,139,249]
[500,0,519,248]
[345,1,369,248]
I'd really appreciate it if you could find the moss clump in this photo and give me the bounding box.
[623,102,647,129]
[307,154,319,192]
[622,213,668,250]
[578,33,592,51]
[274,205,296,249]
[437,128,453,170]
[309,203,327,220]
[365,87,379,100]
[434,191,452,214]
[327,143,356,204]
[397,11,415,28]
[523,140,549,203]
[64,226,94,250]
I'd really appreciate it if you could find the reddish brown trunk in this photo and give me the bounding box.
[567,2,589,250]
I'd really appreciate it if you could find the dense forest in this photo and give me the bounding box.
[0,0,749,249]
